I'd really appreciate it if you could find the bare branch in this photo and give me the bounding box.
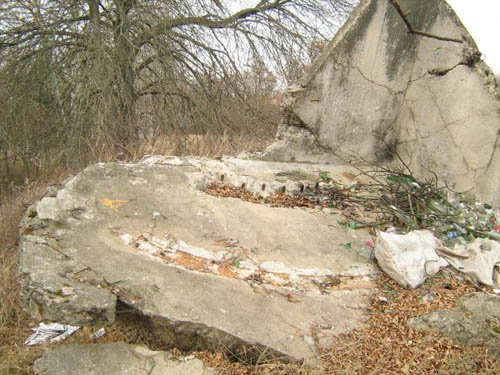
[387,0,463,43]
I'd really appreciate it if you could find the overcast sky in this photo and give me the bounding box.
[447,0,500,74]
[232,1,499,74]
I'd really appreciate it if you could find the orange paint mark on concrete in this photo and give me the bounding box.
[102,199,128,213]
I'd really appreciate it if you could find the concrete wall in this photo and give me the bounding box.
[262,0,500,206]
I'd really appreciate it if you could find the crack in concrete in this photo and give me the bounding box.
[414,83,476,173]
[388,0,463,44]
[354,66,404,95]
[402,99,419,142]
[485,131,500,170]
[146,358,156,375]
[408,71,428,83]
[427,61,468,77]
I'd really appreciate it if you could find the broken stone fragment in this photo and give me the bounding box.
[18,235,116,325]
[258,0,500,207]
[409,292,500,356]
[34,343,209,375]
[18,157,376,361]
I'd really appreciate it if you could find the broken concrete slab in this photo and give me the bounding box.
[34,343,209,375]
[19,156,377,361]
[409,292,500,356]
[259,0,500,206]
[18,235,116,326]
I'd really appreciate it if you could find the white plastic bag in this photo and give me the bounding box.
[375,230,448,288]
[436,238,500,287]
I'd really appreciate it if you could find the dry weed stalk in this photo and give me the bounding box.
[0,183,48,374]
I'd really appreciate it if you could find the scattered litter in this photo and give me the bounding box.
[374,230,448,289]
[446,231,458,239]
[204,170,500,290]
[375,230,500,289]
[89,328,106,340]
[25,323,80,346]
[378,296,388,303]
[205,170,499,248]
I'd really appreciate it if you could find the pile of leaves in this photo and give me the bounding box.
[322,271,499,374]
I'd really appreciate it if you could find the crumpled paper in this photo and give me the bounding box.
[25,323,80,346]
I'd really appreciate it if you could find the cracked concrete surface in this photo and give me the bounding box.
[34,343,209,375]
[19,157,376,362]
[258,0,500,206]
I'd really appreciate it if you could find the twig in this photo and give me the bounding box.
[387,0,463,43]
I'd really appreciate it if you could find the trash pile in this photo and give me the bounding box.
[374,230,500,289]
[307,169,500,246]
[206,167,499,244]
[206,165,500,290]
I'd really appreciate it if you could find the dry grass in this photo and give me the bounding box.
[130,133,272,160]
[322,273,499,375]
[0,182,53,374]
[0,133,274,373]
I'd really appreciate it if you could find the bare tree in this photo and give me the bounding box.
[0,0,355,170]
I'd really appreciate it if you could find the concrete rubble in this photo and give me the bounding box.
[34,343,210,375]
[409,292,500,357]
[17,0,500,369]
[259,0,500,207]
[19,156,378,361]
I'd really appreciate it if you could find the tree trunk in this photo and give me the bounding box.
[113,0,137,146]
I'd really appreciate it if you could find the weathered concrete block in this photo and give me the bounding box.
[261,0,500,206]
[19,157,377,361]
[34,343,208,375]
[409,292,500,356]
